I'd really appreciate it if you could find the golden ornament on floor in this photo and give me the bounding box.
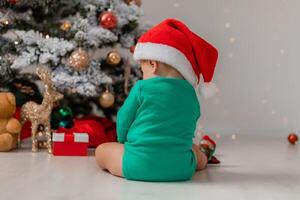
[99,89,115,108]
[20,67,64,153]
[60,21,72,31]
[106,50,121,66]
[37,140,48,149]
[288,133,298,145]
[125,0,142,7]
[36,129,48,149]
[68,48,90,70]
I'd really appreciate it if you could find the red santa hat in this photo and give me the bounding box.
[133,18,219,99]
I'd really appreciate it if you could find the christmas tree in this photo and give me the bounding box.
[0,0,149,122]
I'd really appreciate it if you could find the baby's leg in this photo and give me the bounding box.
[95,142,124,177]
[192,144,208,171]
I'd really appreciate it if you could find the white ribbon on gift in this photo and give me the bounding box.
[52,132,89,143]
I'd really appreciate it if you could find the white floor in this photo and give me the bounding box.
[0,134,299,200]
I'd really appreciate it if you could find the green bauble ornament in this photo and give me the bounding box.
[58,120,73,129]
[51,105,74,129]
[58,106,73,117]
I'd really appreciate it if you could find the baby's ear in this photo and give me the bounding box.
[149,60,159,67]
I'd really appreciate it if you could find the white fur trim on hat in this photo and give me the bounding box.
[133,42,198,87]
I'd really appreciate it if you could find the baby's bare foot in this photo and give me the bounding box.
[192,144,208,170]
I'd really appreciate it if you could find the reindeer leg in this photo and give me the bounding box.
[31,123,38,152]
[45,122,52,154]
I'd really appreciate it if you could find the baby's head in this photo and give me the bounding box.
[139,59,184,80]
[133,18,218,96]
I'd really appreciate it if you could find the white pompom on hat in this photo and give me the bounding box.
[133,18,219,99]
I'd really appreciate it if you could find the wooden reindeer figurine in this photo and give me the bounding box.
[20,68,63,153]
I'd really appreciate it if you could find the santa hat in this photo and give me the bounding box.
[133,18,219,99]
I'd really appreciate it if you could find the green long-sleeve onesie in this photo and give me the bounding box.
[117,76,200,182]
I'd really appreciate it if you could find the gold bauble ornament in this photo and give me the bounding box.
[0,18,10,26]
[68,48,90,70]
[99,89,115,108]
[60,21,72,31]
[106,50,122,66]
[125,0,142,7]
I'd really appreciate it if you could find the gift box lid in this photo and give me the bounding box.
[53,132,89,143]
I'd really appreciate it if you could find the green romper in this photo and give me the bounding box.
[116,76,201,181]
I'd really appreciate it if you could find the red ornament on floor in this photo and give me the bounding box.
[288,133,298,145]
[52,132,89,156]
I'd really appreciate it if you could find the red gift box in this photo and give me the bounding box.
[52,132,89,156]
[56,115,117,148]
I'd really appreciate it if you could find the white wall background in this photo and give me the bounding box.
[141,0,300,135]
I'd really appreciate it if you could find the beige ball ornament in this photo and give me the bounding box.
[99,89,115,108]
[125,0,142,7]
[106,50,122,66]
[68,48,91,70]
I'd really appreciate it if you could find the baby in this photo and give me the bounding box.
[95,18,219,181]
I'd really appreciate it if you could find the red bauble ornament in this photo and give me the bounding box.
[130,45,135,53]
[7,0,17,4]
[99,11,118,30]
[288,133,298,145]
[7,0,18,5]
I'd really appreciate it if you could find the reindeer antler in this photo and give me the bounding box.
[36,67,54,88]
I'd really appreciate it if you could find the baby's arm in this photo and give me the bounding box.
[116,81,141,143]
